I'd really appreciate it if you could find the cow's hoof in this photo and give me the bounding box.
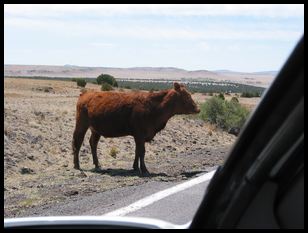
[94,166,102,172]
[133,166,139,171]
[74,165,80,170]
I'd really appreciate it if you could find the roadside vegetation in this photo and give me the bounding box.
[5,76,265,95]
[117,79,265,94]
[101,82,114,91]
[241,91,261,98]
[97,74,118,87]
[199,95,250,131]
[71,78,87,87]
[76,78,87,87]
[96,74,118,91]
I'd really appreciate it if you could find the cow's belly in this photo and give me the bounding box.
[89,116,132,138]
[100,129,131,138]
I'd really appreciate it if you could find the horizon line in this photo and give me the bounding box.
[4,63,278,74]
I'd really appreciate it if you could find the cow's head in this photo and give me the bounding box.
[173,82,200,114]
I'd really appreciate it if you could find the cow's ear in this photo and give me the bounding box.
[174,82,181,91]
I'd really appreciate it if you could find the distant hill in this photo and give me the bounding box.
[213,69,278,76]
[4,64,217,80]
[251,71,278,76]
[4,64,275,87]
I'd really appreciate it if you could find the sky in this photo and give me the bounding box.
[4,4,304,72]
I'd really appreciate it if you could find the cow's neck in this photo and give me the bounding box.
[154,91,177,129]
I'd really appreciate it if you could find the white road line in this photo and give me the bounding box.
[103,169,216,217]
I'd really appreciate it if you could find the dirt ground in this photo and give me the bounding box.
[4,78,259,217]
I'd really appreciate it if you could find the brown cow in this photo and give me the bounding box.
[72,82,200,176]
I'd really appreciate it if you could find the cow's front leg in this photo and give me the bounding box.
[134,139,150,176]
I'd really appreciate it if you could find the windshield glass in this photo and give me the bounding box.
[4,4,304,225]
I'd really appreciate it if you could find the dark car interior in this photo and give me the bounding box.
[190,36,304,229]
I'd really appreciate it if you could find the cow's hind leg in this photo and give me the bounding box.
[72,126,88,170]
[89,130,101,170]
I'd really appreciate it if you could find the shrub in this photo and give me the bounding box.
[241,91,260,98]
[218,92,225,100]
[101,82,113,91]
[224,100,250,130]
[199,96,249,130]
[241,92,252,98]
[255,91,261,97]
[109,147,119,158]
[97,74,118,87]
[76,79,87,87]
[43,86,53,92]
[199,97,226,128]
[231,97,239,103]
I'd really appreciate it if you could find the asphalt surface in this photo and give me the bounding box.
[20,181,178,217]
[126,178,211,224]
[15,172,214,225]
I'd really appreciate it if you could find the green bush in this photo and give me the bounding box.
[101,82,113,91]
[76,79,87,87]
[231,97,239,103]
[97,74,118,87]
[199,96,249,130]
[218,92,225,100]
[199,97,226,127]
[241,91,260,98]
[224,100,250,130]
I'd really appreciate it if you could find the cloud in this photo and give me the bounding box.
[89,42,115,48]
[5,4,304,18]
[198,42,211,50]
[4,16,303,42]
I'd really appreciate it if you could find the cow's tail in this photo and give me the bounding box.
[72,100,89,168]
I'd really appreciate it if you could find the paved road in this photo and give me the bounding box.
[125,178,211,224]
[102,170,215,224]
[18,170,215,225]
